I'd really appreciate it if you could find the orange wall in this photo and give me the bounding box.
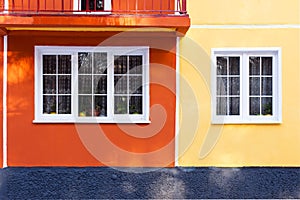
[7,31,176,167]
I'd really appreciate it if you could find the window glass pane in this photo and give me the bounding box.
[58,75,71,94]
[216,57,227,75]
[129,56,143,74]
[129,76,143,94]
[79,95,92,117]
[43,75,56,94]
[129,96,143,114]
[94,96,107,117]
[42,54,72,116]
[262,97,273,115]
[58,55,71,74]
[229,57,240,75]
[58,96,71,114]
[262,57,272,75]
[93,52,107,74]
[114,76,128,94]
[78,75,92,94]
[81,0,104,11]
[94,75,107,94]
[216,97,227,115]
[229,77,240,95]
[78,52,92,74]
[250,97,260,115]
[217,77,227,95]
[262,77,272,95]
[43,95,56,114]
[229,97,240,115]
[249,57,260,75]
[114,56,128,74]
[114,96,128,114]
[43,55,56,74]
[249,77,260,95]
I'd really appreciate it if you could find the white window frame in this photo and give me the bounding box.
[73,0,111,14]
[34,46,150,123]
[211,48,282,124]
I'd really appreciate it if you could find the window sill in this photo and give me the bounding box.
[211,118,282,125]
[211,121,282,125]
[33,119,151,124]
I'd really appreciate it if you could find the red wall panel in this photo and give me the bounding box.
[112,0,175,14]
[9,0,174,12]
[9,0,73,11]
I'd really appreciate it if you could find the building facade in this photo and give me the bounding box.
[0,0,299,168]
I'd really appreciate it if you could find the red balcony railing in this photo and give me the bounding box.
[0,0,187,15]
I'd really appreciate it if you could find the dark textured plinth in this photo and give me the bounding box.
[0,167,299,199]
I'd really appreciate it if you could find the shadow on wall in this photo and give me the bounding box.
[0,167,299,199]
[7,52,32,117]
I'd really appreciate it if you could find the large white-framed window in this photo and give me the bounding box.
[34,46,150,123]
[73,0,111,13]
[211,48,282,124]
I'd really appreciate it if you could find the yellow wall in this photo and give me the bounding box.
[189,0,300,25]
[178,0,300,166]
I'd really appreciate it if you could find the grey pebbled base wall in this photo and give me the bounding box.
[0,167,299,199]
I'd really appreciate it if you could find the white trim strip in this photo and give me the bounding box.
[191,24,300,29]
[175,36,180,167]
[4,0,9,13]
[3,35,7,168]
[174,0,180,15]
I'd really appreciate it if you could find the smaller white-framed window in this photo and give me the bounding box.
[34,46,150,123]
[73,0,111,14]
[211,48,282,124]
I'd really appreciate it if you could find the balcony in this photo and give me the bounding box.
[0,0,187,15]
[0,0,190,35]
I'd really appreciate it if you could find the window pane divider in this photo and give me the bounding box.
[73,52,79,119]
[56,55,60,114]
[107,51,114,119]
[242,53,248,120]
[91,52,95,117]
[127,55,130,115]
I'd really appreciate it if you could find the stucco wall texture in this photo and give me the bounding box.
[0,167,299,199]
